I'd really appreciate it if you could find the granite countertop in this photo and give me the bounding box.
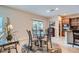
[65,30,72,32]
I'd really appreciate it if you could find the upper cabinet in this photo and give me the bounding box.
[70,17,79,30]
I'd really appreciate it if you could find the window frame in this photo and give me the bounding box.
[32,19,44,37]
[0,16,4,34]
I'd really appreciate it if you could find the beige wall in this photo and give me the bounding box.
[0,6,49,45]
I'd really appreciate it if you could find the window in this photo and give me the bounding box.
[32,20,44,37]
[0,17,3,33]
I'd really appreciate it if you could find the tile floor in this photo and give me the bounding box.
[51,37,79,53]
[1,37,79,53]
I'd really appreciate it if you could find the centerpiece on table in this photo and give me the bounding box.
[5,17,13,41]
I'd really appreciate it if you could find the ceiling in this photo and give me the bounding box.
[6,5,79,17]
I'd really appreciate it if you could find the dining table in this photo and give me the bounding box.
[0,39,19,53]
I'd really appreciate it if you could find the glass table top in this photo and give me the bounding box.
[0,39,8,45]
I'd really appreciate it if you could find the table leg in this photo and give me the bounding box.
[15,43,18,53]
[8,47,11,53]
[50,38,52,48]
[40,40,42,47]
[0,47,3,53]
[47,39,48,52]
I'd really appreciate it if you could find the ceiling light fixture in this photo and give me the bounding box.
[55,8,59,10]
[46,8,59,13]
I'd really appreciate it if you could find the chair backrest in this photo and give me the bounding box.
[47,28,51,40]
[26,30,32,41]
[26,30,32,47]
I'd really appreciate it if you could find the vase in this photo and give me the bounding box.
[6,34,13,41]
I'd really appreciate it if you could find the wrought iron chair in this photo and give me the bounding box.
[22,30,38,53]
